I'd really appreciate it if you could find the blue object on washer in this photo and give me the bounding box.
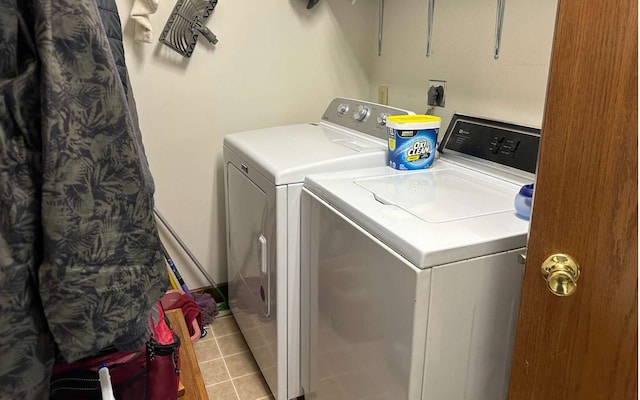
[514,184,534,220]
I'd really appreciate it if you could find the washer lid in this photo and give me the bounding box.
[354,168,517,223]
[304,164,530,269]
[223,123,387,185]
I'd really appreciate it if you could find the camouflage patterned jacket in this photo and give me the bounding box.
[0,1,167,398]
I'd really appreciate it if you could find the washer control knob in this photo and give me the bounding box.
[337,103,350,115]
[353,105,371,121]
[376,113,390,125]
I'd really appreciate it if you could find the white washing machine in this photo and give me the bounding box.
[301,114,540,400]
[223,98,413,400]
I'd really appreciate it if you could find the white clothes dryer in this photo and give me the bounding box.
[301,114,541,400]
[223,98,413,400]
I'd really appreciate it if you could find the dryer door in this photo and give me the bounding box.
[226,163,274,318]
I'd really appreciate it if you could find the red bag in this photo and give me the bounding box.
[49,302,180,400]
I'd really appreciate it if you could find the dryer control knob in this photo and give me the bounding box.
[377,113,390,125]
[353,105,371,121]
[337,103,350,115]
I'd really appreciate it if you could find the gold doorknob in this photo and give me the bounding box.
[540,254,580,296]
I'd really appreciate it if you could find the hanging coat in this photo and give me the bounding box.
[0,1,167,398]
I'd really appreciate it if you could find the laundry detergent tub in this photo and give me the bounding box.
[387,114,441,170]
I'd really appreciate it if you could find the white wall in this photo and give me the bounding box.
[370,0,558,132]
[116,0,377,288]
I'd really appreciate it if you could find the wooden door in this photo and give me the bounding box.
[508,0,637,399]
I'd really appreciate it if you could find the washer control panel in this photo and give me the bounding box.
[322,98,413,141]
[439,113,540,174]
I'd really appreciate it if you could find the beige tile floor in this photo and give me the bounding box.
[194,314,275,400]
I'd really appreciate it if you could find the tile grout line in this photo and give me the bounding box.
[230,370,262,380]
[212,330,241,339]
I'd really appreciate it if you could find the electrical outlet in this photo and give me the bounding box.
[378,86,389,105]
[427,80,446,107]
